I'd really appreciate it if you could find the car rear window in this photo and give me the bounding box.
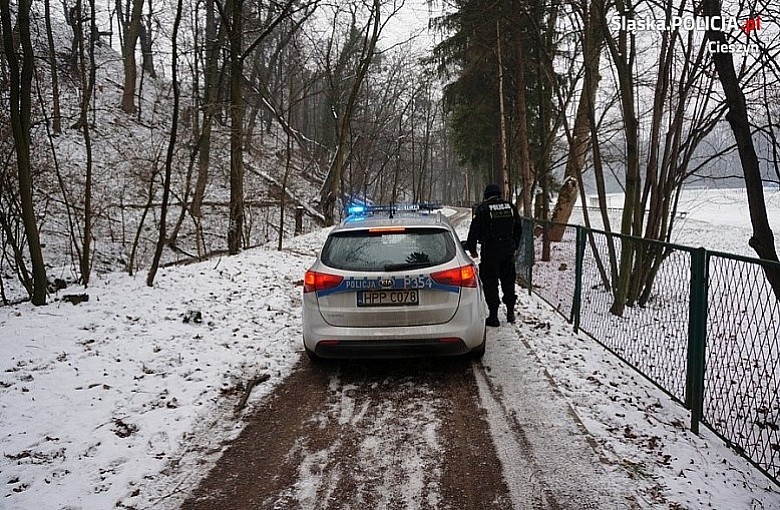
[321,227,457,272]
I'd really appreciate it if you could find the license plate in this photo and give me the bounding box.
[356,289,419,307]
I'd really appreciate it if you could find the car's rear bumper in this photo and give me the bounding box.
[302,293,486,359]
[313,338,470,359]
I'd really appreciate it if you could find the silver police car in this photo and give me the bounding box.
[302,205,488,361]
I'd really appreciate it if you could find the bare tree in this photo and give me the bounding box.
[1,0,48,305]
[72,0,97,285]
[549,0,604,239]
[630,20,724,306]
[585,0,718,311]
[182,0,224,257]
[701,0,780,298]
[225,0,245,254]
[600,0,642,316]
[44,0,62,134]
[120,0,144,113]
[221,0,303,253]
[320,0,400,225]
[146,0,184,286]
[0,165,34,301]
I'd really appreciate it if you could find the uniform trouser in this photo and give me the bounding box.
[479,255,517,313]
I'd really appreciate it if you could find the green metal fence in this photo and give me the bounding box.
[517,219,780,487]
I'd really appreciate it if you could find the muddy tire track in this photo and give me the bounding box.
[180,357,513,510]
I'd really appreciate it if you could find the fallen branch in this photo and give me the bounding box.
[234,373,270,414]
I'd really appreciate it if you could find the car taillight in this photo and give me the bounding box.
[304,270,344,293]
[430,265,478,288]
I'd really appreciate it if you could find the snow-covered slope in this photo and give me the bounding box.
[1,220,778,509]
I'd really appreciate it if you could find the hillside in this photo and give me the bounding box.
[2,9,325,304]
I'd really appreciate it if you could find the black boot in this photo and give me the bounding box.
[486,309,500,327]
[506,307,515,324]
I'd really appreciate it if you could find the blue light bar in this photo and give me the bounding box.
[345,203,443,218]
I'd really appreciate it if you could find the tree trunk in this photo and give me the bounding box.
[583,16,619,292]
[1,0,48,305]
[512,3,532,217]
[121,0,144,113]
[227,0,245,254]
[536,9,555,260]
[320,0,382,225]
[44,0,62,134]
[77,0,97,286]
[603,0,640,316]
[147,0,183,285]
[633,23,676,304]
[496,20,509,199]
[184,0,222,256]
[139,11,156,78]
[702,0,780,299]
[188,0,222,256]
[279,73,294,251]
[67,0,92,282]
[549,0,604,240]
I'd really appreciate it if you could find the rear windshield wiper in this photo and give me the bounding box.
[383,261,433,271]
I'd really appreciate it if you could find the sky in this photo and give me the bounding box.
[380,0,443,51]
[1,204,779,509]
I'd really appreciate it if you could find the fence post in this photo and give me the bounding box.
[572,226,586,332]
[294,206,304,235]
[686,247,708,434]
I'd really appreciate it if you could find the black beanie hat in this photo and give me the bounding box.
[484,184,501,199]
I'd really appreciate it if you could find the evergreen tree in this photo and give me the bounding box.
[431,0,558,206]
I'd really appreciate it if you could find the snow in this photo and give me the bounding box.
[307,376,443,508]
[573,187,780,256]
[2,204,780,509]
[0,241,315,509]
[503,297,778,508]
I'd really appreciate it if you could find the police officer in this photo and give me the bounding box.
[465,184,522,327]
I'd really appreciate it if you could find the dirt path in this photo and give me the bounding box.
[180,358,516,509]
[179,350,643,510]
[178,210,643,509]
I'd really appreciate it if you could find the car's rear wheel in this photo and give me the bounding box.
[470,328,486,360]
[304,345,322,364]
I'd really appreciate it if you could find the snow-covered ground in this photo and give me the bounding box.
[1,204,780,509]
[0,237,318,509]
[574,186,780,255]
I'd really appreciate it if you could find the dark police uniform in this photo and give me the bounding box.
[465,184,522,326]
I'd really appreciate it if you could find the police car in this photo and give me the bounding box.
[302,204,488,361]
